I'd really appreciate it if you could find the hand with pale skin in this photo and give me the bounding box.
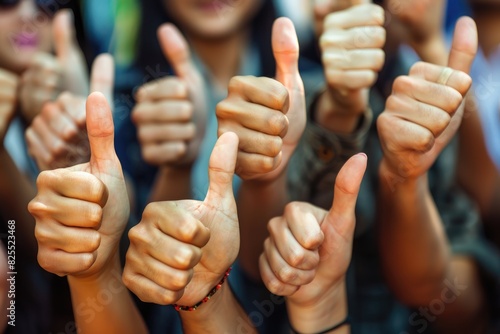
[260,154,367,334]
[216,17,305,181]
[25,54,114,171]
[28,92,129,279]
[123,131,240,305]
[313,0,386,131]
[377,17,477,181]
[0,68,19,145]
[132,24,207,167]
[19,9,88,124]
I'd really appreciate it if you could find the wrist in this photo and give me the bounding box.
[67,252,122,287]
[287,280,349,334]
[315,89,366,134]
[178,270,231,320]
[379,159,429,193]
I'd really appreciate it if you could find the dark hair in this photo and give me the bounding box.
[136,0,277,83]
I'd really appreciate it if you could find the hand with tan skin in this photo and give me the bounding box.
[216,17,305,181]
[19,9,88,124]
[377,20,490,332]
[123,132,254,333]
[25,54,114,171]
[132,24,206,167]
[0,68,19,144]
[123,131,239,305]
[385,0,446,60]
[313,0,386,133]
[28,92,146,333]
[260,154,367,334]
[378,17,477,181]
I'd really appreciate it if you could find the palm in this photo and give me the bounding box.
[172,196,239,305]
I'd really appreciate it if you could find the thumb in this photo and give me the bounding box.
[273,17,301,89]
[447,17,478,74]
[204,132,239,207]
[90,54,115,106]
[157,24,198,80]
[53,9,79,62]
[86,92,116,164]
[324,153,367,238]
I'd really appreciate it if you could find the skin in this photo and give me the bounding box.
[29,92,147,334]
[26,54,114,171]
[136,0,265,203]
[313,0,386,134]
[260,153,367,334]
[123,132,256,333]
[377,17,491,333]
[218,18,306,279]
[0,0,52,74]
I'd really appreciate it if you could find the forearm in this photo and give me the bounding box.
[180,283,256,334]
[149,166,192,202]
[68,254,147,334]
[238,173,288,281]
[378,162,451,305]
[0,147,37,257]
[411,34,448,66]
[457,94,500,241]
[287,281,350,334]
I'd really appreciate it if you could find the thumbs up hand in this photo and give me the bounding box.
[123,132,240,306]
[260,154,366,332]
[28,92,129,279]
[26,54,114,171]
[314,0,385,126]
[132,24,207,167]
[216,18,305,181]
[377,17,477,181]
[19,10,88,124]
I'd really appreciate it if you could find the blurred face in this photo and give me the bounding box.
[163,0,265,39]
[0,0,52,74]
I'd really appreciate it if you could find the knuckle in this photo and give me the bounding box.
[34,225,50,245]
[177,220,198,243]
[179,102,193,120]
[173,247,197,269]
[416,131,435,152]
[267,136,283,157]
[288,249,306,268]
[267,113,288,136]
[277,266,297,283]
[86,232,101,251]
[37,251,56,273]
[170,270,190,290]
[128,224,147,245]
[269,85,289,111]
[265,276,285,295]
[259,156,276,173]
[80,253,96,271]
[447,90,464,112]
[228,76,246,93]
[393,75,412,93]
[86,203,103,227]
[88,178,106,205]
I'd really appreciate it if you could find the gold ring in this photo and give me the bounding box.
[437,67,454,86]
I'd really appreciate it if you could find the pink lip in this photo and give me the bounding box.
[12,33,39,49]
[197,1,230,13]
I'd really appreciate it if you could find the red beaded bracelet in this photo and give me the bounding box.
[173,267,232,311]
